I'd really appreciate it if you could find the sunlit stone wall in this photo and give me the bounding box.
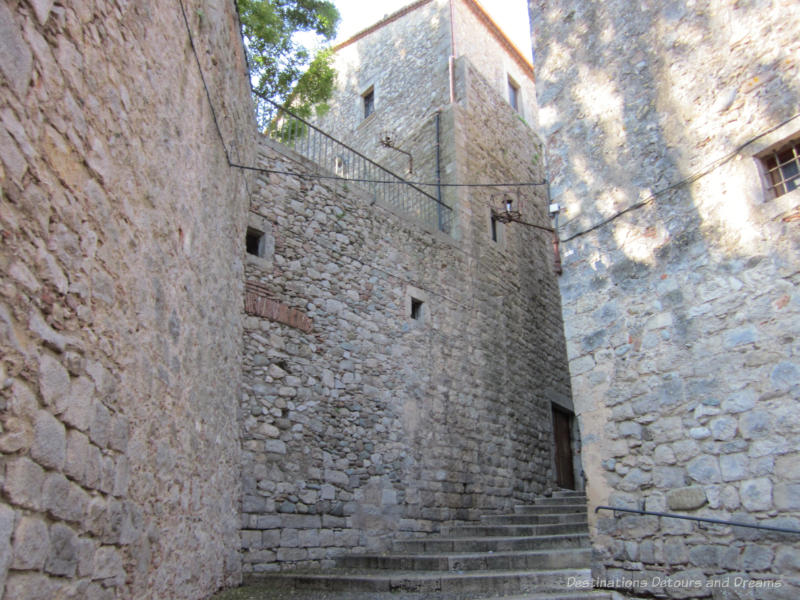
[0,1,255,598]
[532,0,800,593]
[316,0,537,228]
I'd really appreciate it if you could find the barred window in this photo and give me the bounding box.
[760,138,800,199]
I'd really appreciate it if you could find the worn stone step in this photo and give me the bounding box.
[442,523,588,538]
[534,496,587,505]
[339,547,592,571]
[393,533,591,554]
[251,568,594,597]
[484,513,586,524]
[510,503,587,514]
[477,512,587,524]
[479,593,613,600]
[479,516,588,530]
[212,584,614,600]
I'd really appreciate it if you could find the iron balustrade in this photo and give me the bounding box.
[595,505,800,535]
[257,97,453,233]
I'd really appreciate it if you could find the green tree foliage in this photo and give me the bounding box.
[237,0,340,128]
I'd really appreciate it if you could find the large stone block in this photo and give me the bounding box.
[666,486,707,511]
[738,410,769,439]
[0,417,33,453]
[93,546,124,585]
[739,478,773,512]
[0,2,32,98]
[686,455,721,484]
[3,573,59,600]
[4,457,45,510]
[11,517,49,571]
[0,503,13,597]
[719,453,748,482]
[741,545,773,570]
[30,410,66,471]
[45,523,77,577]
[774,483,800,511]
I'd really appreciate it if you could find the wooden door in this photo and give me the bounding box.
[552,406,575,490]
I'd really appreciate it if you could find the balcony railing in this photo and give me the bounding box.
[258,97,453,233]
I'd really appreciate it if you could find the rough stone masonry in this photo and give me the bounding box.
[532,0,800,596]
[1,0,572,598]
[238,49,568,576]
[0,1,256,598]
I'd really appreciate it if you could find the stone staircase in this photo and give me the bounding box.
[248,490,612,599]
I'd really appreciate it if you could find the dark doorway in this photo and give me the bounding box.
[552,405,575,490]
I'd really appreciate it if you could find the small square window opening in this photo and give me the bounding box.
[760,138,800,199]
[246,227,265,257]
[410,298,423,320]
[508,77,519,112]
[363,87,375,119]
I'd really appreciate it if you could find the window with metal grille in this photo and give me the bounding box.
[760,138,800,199]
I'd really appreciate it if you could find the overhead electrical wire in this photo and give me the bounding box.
[559,111,800,243]
[178,0,546,197]
[180,0,793,253]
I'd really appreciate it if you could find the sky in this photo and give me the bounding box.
[332,0,533,62]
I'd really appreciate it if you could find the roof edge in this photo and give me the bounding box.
[333,0,435,51]
[461,0,535,83]
[332,0,535,84]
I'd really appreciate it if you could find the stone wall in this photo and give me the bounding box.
[532,0,800,594]
[451,0,537,129]
[0,1,255,599]
[316,0,451,192]
[316,0,538,222]
[239,51,568,575]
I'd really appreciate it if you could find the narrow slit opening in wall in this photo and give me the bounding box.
[246,227,265,257]
[410,298,423,320]
[491,216,498,242]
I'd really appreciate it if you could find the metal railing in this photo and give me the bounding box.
[595,505,800,535]
[258,97,453,233]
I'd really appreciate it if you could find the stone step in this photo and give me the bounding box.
[213,584,614,600]
[442,523,588,538]
[536,496,587,504]
[253,567,594,597]
[551,490,586,497]
[480,593,612,600]
[339,548,592,571]
[513,503,587,513]
[479,516,588,529]
[393,533,591,554]
[473,590,613,600]
[501,512,587,523]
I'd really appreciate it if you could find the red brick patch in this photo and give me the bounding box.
[244,281,312,333]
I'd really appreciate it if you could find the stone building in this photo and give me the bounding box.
[7,0,796,597]
[531,0,800,595]
[0,0,257,598]
[0,0,572,598]
[239,0,574,575]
